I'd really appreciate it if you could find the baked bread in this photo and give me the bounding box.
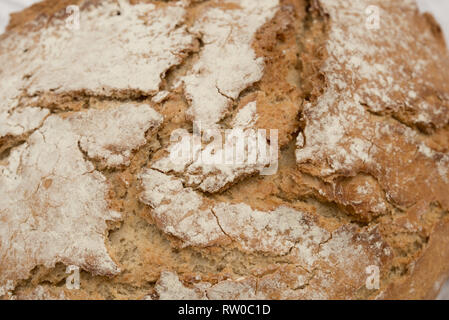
[0,0,448,300]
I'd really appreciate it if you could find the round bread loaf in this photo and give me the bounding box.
[0,0,449,300]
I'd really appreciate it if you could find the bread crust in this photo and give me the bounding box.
[0,0,448,300]
[384,220,449,299]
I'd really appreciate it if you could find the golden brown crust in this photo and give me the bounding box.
[384,219,449,299]
[1,0,448,300]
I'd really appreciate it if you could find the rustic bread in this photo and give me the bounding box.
[1,0,449,300]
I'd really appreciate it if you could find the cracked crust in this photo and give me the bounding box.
[0,0,449,300]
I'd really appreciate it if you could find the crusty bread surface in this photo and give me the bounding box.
[0,0,449,300]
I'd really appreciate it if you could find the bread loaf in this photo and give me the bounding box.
[0,0,449,300]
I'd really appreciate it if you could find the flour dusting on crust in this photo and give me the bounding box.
[1,0,448,300]
[71,103,163,168]
[153,227,389,302]
[0,107,49,139]
[181,0,279,128]
[139,168,390,292]
[150,271,209,300]
[152,102,276,193]
[296,0,449,213]
[140,169,228,247]
[0,103,162,292]
[27,1,195,95]
[0,0,192,146]
[0,116,119,290]
[140,168,328,253]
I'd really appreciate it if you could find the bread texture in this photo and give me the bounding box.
[0,0,449,300]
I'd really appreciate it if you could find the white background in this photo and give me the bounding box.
[0,0,448,299]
